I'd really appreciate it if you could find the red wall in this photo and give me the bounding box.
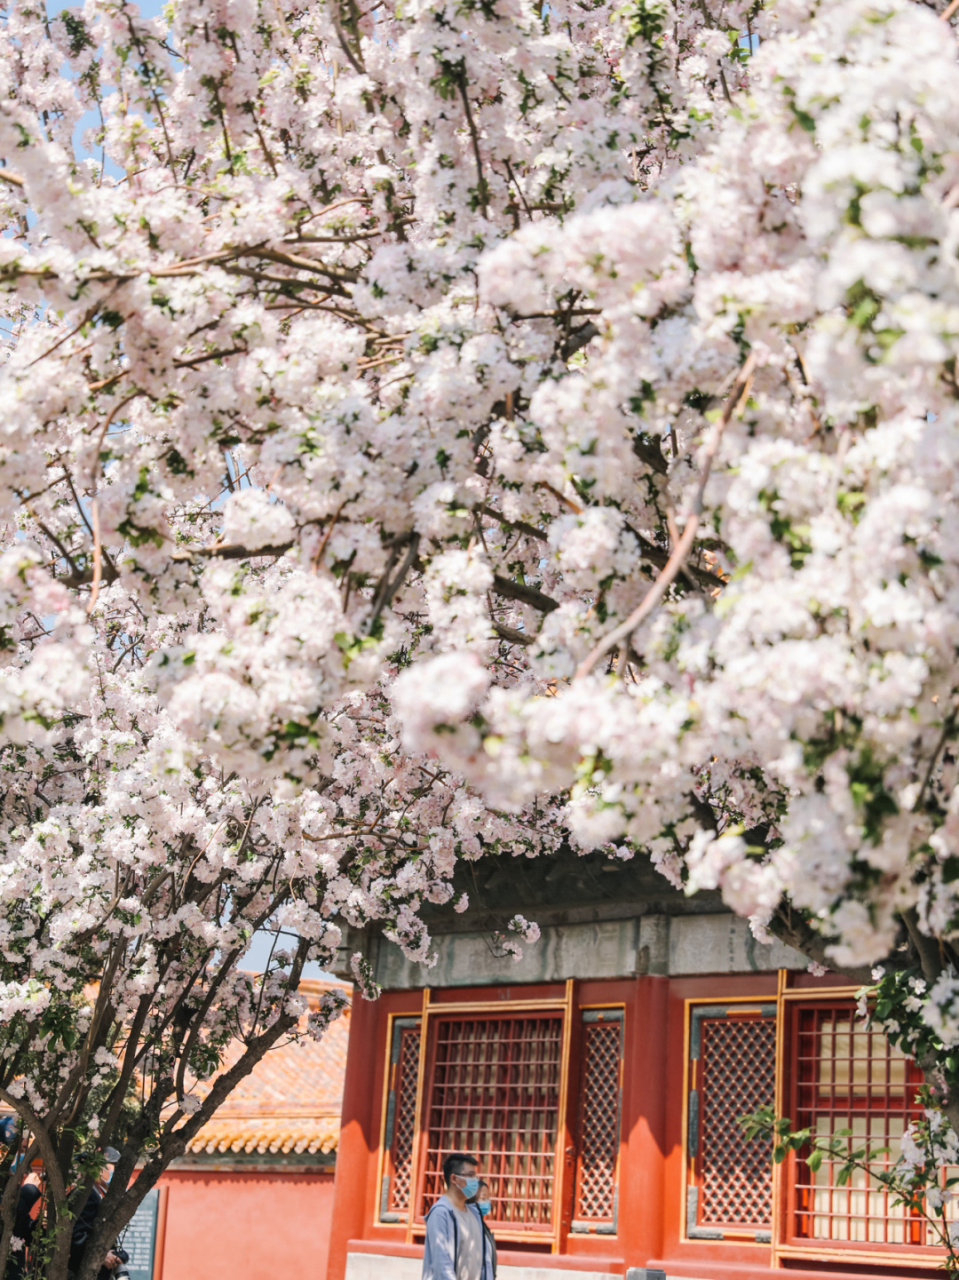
[158,1167,335,1280]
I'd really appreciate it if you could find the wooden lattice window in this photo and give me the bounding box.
[572,1009,623,1234]
[788,1003,926,1248]
[417,1013,563,1234]
[380,1017,421,1222]
[686,1002,777,1242]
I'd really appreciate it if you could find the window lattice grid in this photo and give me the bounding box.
[386,1026,421,1216]
[793,1006,925,1247]
[574,1018,622,1224]
[420,1014,563,1231]
[696,1014,776,1231]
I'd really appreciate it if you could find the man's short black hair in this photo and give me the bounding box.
[443,1152,478,1186]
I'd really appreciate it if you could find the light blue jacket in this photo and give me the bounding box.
[422,1197,494,1280]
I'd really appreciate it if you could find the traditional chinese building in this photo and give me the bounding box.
[155,976,350,1280]
[326,847,932,1280]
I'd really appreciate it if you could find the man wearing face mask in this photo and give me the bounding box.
[468,1180,497,1280]
[422,1153,493,1280]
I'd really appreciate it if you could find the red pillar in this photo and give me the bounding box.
[327,987,381,1280]
[620,975,668,1269]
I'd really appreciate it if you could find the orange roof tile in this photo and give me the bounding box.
[186,977,351,1158]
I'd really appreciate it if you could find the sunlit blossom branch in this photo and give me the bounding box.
[575,351,757,679]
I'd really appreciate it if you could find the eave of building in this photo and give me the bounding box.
[184,1113,342,1157]
[332,847,808,988]
[184,976,350,1159]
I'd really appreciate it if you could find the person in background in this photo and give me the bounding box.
[0,1116,42,1280]
[68,1147,129,1280]
[468,1180,497,1280]
[422,1152,493,1280]
[6,1182,41,1280]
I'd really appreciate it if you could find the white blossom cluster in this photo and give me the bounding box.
[3,0,959,1249]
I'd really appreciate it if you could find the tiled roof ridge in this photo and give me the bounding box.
[185,1114,342,1158]
[196,1106,342,1117]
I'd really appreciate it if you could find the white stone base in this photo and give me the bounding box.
[345,1252,621,1280]
[500,1270,620,1280]
[346,1254,420,1280]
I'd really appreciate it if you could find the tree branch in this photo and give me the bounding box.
[491,574,559,613]
[767,906,873,986]
[365,531,419,634]
[79,946,315,1280]
[492,621,535,645]
[575,352,757,678]
[902,906,944,989]
[560,321,598,360]
[458,75,489,220]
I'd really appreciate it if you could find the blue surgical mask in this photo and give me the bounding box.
[477,1200,491,1218]
[461,1176,480,1199]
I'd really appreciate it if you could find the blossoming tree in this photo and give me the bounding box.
[2,0,959,1267]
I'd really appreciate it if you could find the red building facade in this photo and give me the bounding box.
[156,976,349,1280]
[327,851,938,1280]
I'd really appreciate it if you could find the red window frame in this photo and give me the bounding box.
[572,1008,624,1236]
[412,1010,566,1239]
[379,1017,422,1223]
[684,1001,777,1242]
[782,999,929,1255]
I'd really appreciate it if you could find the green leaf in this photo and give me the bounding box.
[790,104,816,134]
